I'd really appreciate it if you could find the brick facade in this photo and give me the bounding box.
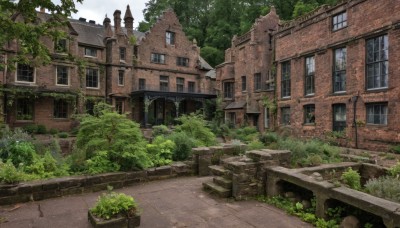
[274,0,400,150]
[1,7,215,131]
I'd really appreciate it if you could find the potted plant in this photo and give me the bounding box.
[88,187,141,228]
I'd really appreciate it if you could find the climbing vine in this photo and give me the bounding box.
[261,95,277,114]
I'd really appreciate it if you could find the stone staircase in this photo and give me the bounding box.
[202,165,233,198]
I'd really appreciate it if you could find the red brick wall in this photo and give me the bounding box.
[275,0,400,150]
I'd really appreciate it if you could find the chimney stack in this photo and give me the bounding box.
[124,5,134,36]
[40,7,45,13]
[103,16,113,38]
[113,10,122,34]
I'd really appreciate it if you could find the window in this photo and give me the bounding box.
[241,76,247,92]
[56,66,69,86]
[265,70,275,90]
[118,70,124,86]
[119,47,126,61]
[333,104,346,131]
[264,107,269,129]
[188,81,195,93]
[224,82,234,99]
[55,39,67,53]
[366,35,388,90]
[176,77,184,92]
[228,112,236,127]
[332,12,347,31]
[305,56,315,95]
[160,76,169,92]
[281,107,290,125]
[304,104,315,124]
[281,61,291,98]
[16,98,33,120]
[84,47,97,57]
[151,53,165,64]
[333,48,347,92]
[116,100,123,114]
[254,73,261,91]
[139,78,146,90]
[54,99,68,119]
[166,31,175,45]
[366,103,388,125]
[16,64,34,83]
[177,57,189,67]
[86,68,99,88]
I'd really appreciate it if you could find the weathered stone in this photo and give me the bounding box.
[41,180,60,191]
[85,176,103,186]
[126,171,147,180]
[340,215,360,228]
[100,172,126,182]
[171,162,191,175]
[301,200,312,209]
[0,194,31,205]
[147,166,172,177]
[60,187,84,196]
[192,147,211,156]
[310,172,324,182]
[198,155,212,176]
[33,190,61,201]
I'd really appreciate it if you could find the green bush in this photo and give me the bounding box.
[365,176,400,203]
[259,131,278,145]
[23,124,38,134]
[7,141,36,167]
[0,160,24,184]
[49,128,59,135]
[247,140,265,150]
[341,167,361,190]
[152,125,170,137]
[58,132,69,138]
[174,113,216,147]
[232,126,259,143]
[390,145,400,154]
[389,162,400,177]
[167,132,196,161]
[146,136,174,167]
[86,151,120,174]
[36,125,47,134]
[90,188,138,220]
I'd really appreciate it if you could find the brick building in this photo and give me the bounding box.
[0,6,215,131]
[215,8,279,131]
[274,0,400,150]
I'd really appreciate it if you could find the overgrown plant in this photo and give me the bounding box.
[167,132,196,161]
[365,176,400,203]
[146,136,174,167]
[341,167,361,190]
[174,113,217,147]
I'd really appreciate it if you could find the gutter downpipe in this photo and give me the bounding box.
[352,94,359,149]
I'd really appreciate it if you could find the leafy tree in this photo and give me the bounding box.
[0,0,83,69]
[174,113,217,147]
[292,0,319,18]
[200,46,224,68]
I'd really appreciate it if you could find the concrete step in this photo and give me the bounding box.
[202,181,232,198]
[213,176,232,189]
[209,165,228,176]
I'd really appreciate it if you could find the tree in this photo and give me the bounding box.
[201,46,224,68]
[0,0,83,69]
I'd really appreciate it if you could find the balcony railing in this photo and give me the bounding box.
[134,84,216,95]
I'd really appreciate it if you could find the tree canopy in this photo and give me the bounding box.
[0,0,83,69]
[138,0,339,67]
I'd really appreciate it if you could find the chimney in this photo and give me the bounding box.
[89,20,95,24]
[113,10,122,34]
[40,7,45,13]
[103,16,113,38]
[79,17,86,22]
[124,5,134,36]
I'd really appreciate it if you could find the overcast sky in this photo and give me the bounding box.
[52,0,147,28]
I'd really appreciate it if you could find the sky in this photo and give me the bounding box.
[51,0,147,28]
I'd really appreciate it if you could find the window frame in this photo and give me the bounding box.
[176,77,184,92]
[366,35,389,90]
[223,81,234,99]
[56,65,69,86]
[305,56,315,96]
[166,31,175,45]
[188,81,195,93]
[84,47,97,57]
[241,76,247,92]
[115,100,124,114]
[303,104,316,124]
[281,61,291,98]
[118,70,124,86]
[366,103,388,125]
[16,98,34,121]
[160,75,169,92]
[139,78,146,90]
[333,47,347,93]
[332,11,347,31]
[119,47,126,61]
[55,38,68,53]
[177,57,189,67]
[151,53,166,64]
[281,107,290,126]
[254,73,262,91]
[16,63,35,83]
[53,99,68,119]
[332,104,346,132]
[86,68,100,89]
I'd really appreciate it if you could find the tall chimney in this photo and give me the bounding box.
[103,16,113,38]
[124,5,134,36]
[113,10,122,34]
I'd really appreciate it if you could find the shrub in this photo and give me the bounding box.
[389,162,400,177]
[365,176,400,203]
[259,131,278,145]
[341,167,361,190]
[58,132,69,138]
[90,188,138,220]
[152,125,170,137]
[232,126,259,143]
[23,124,38,134]
[390,145,400,154]
[7,141,36,167]
[36,125,47,134]
[167,132,196,161]
[86,151,120,174]
[174,113,216,146]
[0,160,24,184]
[49,128,59,135]
[146,136,174,167]
[247,140,265,150]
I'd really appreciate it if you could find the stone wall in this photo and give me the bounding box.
[0,162,192,206]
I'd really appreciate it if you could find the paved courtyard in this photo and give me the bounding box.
[0,176,312,228]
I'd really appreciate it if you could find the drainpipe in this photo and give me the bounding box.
[351,95,359,149]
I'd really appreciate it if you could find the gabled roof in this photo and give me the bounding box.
[224,101,246,110]
[198,56,213,70]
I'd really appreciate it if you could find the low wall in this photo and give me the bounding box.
[0,162,192,206]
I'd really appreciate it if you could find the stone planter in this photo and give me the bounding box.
[88,211,141,228]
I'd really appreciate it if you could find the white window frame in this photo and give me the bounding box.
[86,68,100,89]
[55,65,70,86]
[15,63,36,84]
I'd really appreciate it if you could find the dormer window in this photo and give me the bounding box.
[332,12,347,31]
[55,39,67,53]
[84,47,97,57]
[166,31,175,45]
